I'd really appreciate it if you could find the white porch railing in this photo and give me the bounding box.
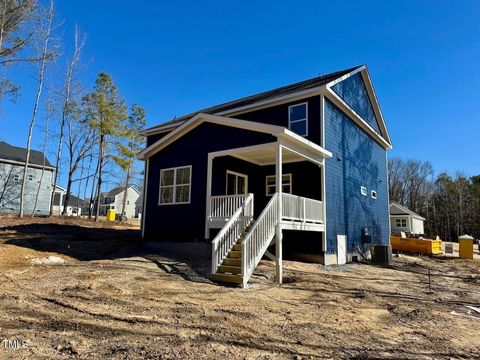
[281,193,323,223]
[241,193,279,284]
[209,194,252,222]
[211,194,254,274]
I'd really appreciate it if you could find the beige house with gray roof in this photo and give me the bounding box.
[389,202,425,235]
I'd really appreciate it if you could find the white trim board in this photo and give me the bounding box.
[226,170,248,195]
[138,113,332,161]
[324,65,392,147]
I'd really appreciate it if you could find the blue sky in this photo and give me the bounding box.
[1,0,479,189]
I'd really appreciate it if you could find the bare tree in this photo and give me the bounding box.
[388,157,433,214]
[62,103,95,215]
[0,0,37,105]
[19,0,56,217]
[31,99,54,216]
[50,25,85,215]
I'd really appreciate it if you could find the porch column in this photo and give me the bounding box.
[275,144,283,284]
[205,154,214,239]
[59,192,63,215]
[321,163,327,252]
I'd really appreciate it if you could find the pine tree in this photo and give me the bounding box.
[113,104,146,221]
[82,72,127,221]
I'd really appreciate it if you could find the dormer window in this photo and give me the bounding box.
[288,103,308,136]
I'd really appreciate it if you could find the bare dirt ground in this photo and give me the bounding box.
[0,217,479,359]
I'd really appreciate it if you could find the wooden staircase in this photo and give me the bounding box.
[210,222,254,285]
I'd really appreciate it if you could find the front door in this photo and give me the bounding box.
[226,171,248,195]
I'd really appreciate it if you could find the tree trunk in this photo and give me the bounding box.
[82,151,94,218]
[88,155,99,219]
[94,134,105,222]
[19,1,54,217]
[31,109,50,216]
[62,169,74,216]
[76,154,85,216]
[120,166,130,222]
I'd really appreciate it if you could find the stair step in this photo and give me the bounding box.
[210,273,243,285]
[218,265,241,274]
[232,244,242,251]
[222,258,241,266]
[227,250,241,258]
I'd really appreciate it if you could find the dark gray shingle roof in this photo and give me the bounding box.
[0,141,53,167]
[145,66,363,132]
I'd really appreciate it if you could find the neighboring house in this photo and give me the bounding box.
[0,141,54,216]
[138,65,392,286]
[389,202,425,235]
[99,186,141,219]
[52,185,83,216]
[134,195,143,218]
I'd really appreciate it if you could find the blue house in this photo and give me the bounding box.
[138,65,392,287]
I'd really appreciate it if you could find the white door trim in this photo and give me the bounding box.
[225,170,248,195]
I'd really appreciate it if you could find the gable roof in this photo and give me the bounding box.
[389,202,425,221]
[143,66,363,135]
[102,186,141,198]
[142,65,392,149]
[0,141,54,168]
[323,66,392,148]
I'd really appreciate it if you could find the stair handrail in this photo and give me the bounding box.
[241,193,279,284]
[211,193,254,274]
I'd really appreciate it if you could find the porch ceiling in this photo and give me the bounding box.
[233,146,300,165]
[226,142,328,166]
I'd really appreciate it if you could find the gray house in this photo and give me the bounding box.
[99,186,141,219]
[0,141,54,216]
[52,185,83,216]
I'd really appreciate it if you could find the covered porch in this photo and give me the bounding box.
[205,139,331,235]
[206,138,332,286]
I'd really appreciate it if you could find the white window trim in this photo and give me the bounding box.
[371,190,377,199]
[360,186,367,196]
[395,218,407,228]
[288,102,308,137]
[266,173,292,196]
[158,165,192,206]
[225,170,248,195]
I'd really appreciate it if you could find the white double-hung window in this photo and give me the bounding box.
[288,102,308,136]
[395,218,407,228]
[265,174,292,196]
[159,165,192,205]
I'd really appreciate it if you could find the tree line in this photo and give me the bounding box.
[0,0,146,221]
[388,158,480,242]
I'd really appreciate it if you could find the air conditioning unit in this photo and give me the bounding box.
[370,244,392,265]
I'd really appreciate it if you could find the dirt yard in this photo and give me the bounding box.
[0,217,479,359]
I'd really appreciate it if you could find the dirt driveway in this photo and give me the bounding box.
[0,217,479,359]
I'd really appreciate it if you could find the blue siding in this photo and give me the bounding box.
[233,96,321,145]
[331,72,381,134]
[324,99,389,253]
[144,122,276,241]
